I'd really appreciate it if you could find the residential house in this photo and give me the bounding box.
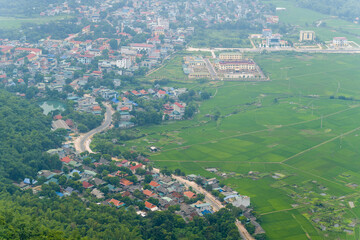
[91,188,104,199]
[108,198,125,207]
[184,191,196,199]
[145,201,158,211]
[224,195,250,207]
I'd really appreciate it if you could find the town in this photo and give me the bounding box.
[1,0,360,239]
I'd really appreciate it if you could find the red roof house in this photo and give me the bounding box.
[149,181,160,188]
[143,189,156,197]
[120,178,133,186]
[82,181,94,189]
[145,201,158,211]
[184,191,196,199]
[108,198,124,207]
[60,156,72,164]
[130,163,143,172]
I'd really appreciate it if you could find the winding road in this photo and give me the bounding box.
[74,103,113,153]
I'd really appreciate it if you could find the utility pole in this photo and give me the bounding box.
[312,104,314,116]
[340,133,343,149]
[320,115,323,129]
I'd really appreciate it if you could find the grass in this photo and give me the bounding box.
[0,15,73,29]
[147,54,188,82]
[115,52,360,239]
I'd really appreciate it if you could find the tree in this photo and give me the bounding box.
[245,223,256,235]
[112,111,121,124]
[136,168,146,175]
[109,39,118,50]
[77,124,89,133]
[168,205,180,212]
[195,177,203,186]
[147,197,159,206]
[72,172,81,180]
[239,216,247,224]
[63,85,74,93]
[58,175,67,185]
[144,174,153,183]
[201,91,210,100]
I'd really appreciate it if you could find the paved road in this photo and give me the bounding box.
[74,103,113,153]
[173,175,224,210]
[172,175,254,240]
[204,58,219,80]
[188,46,360,54]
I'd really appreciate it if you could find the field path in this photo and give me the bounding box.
[260,206,306,216]
[281,125,360,163]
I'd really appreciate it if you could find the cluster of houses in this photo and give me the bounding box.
[114,86,188,127]
[0,0,277,98]
[14,142,256,222]
[37,0,272,29]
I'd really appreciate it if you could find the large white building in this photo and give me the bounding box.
[219,52,243,61]
[333,37,348,47]
[300,31,315,42]
[224,195,251,207]
[114,58,132,69]
[216,60,256,71]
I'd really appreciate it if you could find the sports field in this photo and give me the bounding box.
[122,52,360,239]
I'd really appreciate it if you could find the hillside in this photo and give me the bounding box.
[0,90,65,181]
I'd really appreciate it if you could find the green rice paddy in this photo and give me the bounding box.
[122,52,360,239]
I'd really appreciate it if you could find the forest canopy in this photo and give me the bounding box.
[0,90,65,181]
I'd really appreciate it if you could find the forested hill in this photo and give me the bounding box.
[0,90,65,181]
[0,91,242,239]
[0,191,241,239]
[296,0,360,20]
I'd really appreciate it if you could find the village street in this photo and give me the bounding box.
[172,175,255,240]
[72,107,254,240]
[74,103,114,153]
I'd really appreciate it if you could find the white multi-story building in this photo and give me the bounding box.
[114,58,132,69]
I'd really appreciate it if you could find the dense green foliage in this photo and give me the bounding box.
[0,191,239,240]
[0,90,65,180]
[296,0,360,20]
[0,190,240,239]
[0,90,242,239]
[61,101,104,133]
